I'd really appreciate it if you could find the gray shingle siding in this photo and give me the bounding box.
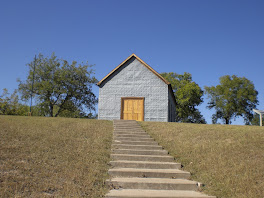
[98,56,175,122]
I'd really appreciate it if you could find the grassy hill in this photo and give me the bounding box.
[1,116,263,198]
[140,121,264,198]
[0,116,113,198]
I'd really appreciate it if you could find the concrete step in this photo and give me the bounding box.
[114,125,140,127]
[106,178,198,190]
[113,134,151,138]
[111,154,174,162]
[114,124,143,129]
[114,120,137,122]
[110,160,181,169]
[114,130,146,133]
[114,137,154,142]
[114,128,143,131]
[114,131,146,134]
[114,120,137,121]
[114,125,142,127]
[108,168,190,179]
[112,149,168,155]
[113,140,158,145]
[113,132,147,136]
[114,122,139,125]
[114,122,139,124]
[112,144,163,150]
[114,124,142,129]
[115,127,142,128]
[114,125,143,127]
[105,189,216,198]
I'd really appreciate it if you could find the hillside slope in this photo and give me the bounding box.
[140,122,264,198]
[0,116,113,198]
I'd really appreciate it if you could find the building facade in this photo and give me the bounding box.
[97,54,176,122]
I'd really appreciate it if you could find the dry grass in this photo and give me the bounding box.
[140,122,264,198]
[0,115,113,198]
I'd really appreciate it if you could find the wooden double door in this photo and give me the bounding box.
[121,97,144,121]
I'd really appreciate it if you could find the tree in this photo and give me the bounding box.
[205,75,258,124]
[0,88,29,116]
[161,72,206,123]
[18,53,98,117]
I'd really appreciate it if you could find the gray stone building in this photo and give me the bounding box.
[97,54,176,122]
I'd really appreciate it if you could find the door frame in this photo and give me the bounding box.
[120,97,145,121]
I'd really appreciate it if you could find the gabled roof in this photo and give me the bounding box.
[97,53,171,86]
[97,54,176,105]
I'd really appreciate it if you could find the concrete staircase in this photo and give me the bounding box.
[105,120,216,198]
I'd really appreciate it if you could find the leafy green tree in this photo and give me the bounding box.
[0,88,29,116]
[0,88,10,114]
[161,72,206,123]
[18,53,98,117]
[205,75,258,124]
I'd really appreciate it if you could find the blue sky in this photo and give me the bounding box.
[0,0,263,124]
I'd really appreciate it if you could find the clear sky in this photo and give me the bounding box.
[1,0,263,124]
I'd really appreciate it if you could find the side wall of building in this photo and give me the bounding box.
[98,57,168,122]
[168,88,176,122]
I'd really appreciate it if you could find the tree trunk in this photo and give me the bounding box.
[55,109,60,117]
[49,104,53,117]
[54,103,64,117]
[54,94,70,117]
[225,118,229,124]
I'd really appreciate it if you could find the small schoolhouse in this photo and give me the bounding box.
[97,54,176,122]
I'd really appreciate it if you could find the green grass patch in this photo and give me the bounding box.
[0,116,113,197]
[139,122,264,198]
